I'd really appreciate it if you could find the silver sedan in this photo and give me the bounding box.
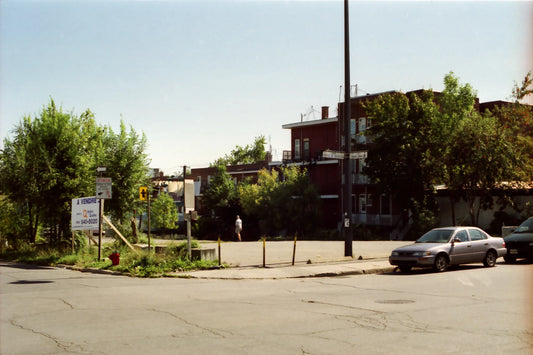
[389,226,506,272]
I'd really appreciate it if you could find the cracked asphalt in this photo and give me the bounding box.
[1,258,532,354]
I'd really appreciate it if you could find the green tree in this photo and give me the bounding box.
[202,165,239,218]
[238,166,320,236]
[0,197,31,248]
[445,110,519,225]
[438,72,529,225]
[0,100,99,243]
[150,193,178,237]
[436,72,481,225]
[101,121,150,224]
[0,99,150,247]
[211,136,267,166]
[363,71,532,228]
[491,71,533,178]
[363,90,440,232]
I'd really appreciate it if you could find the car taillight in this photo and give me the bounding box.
[502,240,505,248]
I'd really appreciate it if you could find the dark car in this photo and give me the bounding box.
[389,226,506,272]
[503,217,533,263]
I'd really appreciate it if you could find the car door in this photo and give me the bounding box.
[449,229,472,264]
[468,228,489,262]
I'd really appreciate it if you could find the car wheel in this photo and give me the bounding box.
[399,266,412,272]
[503,255,516,263]
[433,254,449,272]
[483,250,497,267]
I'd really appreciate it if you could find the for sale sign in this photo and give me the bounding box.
[71,196,100,230]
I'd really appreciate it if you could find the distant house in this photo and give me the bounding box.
[282,92,406,233]
[188,156,276,214]
[281,91,532,236]
[152,91,532,238]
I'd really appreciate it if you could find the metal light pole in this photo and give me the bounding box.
[343,0,353,257]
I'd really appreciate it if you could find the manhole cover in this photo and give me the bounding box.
[375,299,415,304]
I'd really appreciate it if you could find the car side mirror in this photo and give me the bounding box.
[452,238,461,245]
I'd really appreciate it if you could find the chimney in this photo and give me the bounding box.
[321,106,329,119]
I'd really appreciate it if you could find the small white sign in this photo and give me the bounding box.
[349,151,368,160]
[72,196,100,231]
[96,177,112,199]
[323,150,346,159]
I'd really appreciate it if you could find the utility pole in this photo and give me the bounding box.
[147,189,151,251]
[184,165,192,259]
[343,0,353,257]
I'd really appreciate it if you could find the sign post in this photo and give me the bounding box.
[139,186,150,250]
[95,167,111,260]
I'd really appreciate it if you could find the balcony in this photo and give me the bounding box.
[282,150,292,162]
[352,214,399,227]
[353,174,369,184]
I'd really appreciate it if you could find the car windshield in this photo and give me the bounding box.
[416,229,453,243]
[514,218,533,233]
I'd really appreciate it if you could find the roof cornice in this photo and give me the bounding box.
[282,117,338,129]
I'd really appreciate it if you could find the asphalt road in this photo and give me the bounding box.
[1,260,532,354]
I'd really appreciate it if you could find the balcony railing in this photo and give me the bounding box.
[353,174,368,184]
[352,214,399,226]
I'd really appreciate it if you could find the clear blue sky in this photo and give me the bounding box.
[1,0,532,175]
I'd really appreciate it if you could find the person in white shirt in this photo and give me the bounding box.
[235,215,243,241]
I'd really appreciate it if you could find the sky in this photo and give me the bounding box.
[1,0,532,175]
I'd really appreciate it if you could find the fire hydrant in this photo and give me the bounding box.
[109,251,120,266]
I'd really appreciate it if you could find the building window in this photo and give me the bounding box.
[294,139,301,160]
[303,139,310,161]
[380,194,390,215]
[359,194,367,214]
[350,119,356,135]
[356,159,365,174]
[358,117,367,133]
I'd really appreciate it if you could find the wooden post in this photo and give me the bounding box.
[263,237,266,268]
[147,191,151,252]
[98,199,104,260]
[102,215,136,252]
[292,234,297,266]
[218,236,221,266]
[187,212,192,259]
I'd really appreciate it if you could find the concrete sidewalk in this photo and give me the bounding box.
[171,240,410,279]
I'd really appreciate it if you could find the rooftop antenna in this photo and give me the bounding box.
[300,106,318,121]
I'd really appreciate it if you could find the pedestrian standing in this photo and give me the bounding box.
[235,215,242,241]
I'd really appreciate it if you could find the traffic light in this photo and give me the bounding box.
[139,187,148,200]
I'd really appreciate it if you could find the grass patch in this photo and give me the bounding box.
[1,241,222,277]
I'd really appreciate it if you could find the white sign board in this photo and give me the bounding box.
[71,196,100,230]
[323,150,346,159]
[96,177,112,199]
[349,151,368,159]
[323,150,367,160]
[184,179,195,213]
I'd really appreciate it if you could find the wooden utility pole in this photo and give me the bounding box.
[147,190,151,251]
[184,165,192,259]
[343,0,353,257]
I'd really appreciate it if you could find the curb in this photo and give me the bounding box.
[16,259,397,280]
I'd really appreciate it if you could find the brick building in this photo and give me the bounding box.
[282,92,406,233]
[175,90,530,237]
